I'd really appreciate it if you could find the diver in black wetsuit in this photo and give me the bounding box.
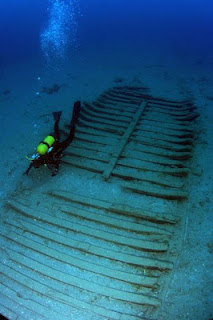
[25,101,81,176]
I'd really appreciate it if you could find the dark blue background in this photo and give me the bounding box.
[0,0,213,65]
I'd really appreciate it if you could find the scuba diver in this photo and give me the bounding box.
[25,101,81,176]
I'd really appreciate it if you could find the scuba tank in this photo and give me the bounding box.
[36,135,55,155]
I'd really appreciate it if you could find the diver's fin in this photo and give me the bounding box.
[71,101,81,125]
[53,111,62,122]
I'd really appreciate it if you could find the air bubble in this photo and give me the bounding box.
[40,0,80,61]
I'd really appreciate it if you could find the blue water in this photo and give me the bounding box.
[0,0,213,66]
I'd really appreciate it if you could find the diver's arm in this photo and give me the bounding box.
[24,162,34,175]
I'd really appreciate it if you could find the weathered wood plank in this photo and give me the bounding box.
[6,201,169,252]
[112,165,185,188]
[48,190,179,225]
[123,181,188,200]
[103,101,147,179]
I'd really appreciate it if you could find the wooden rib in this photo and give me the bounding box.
[93,100,135,115]
[47,190,179,225]
[3,199,175,270]
[140,118,194,133]
[67,145,189,177]
[122,147,187,166]
[3,208,173,272]
[103,91,142,103]
[117,157,189,177]
[112,165,184,187]
[97,96,139,108]
[116,88,193,103]
[1,225,157,289]
[6,201,168,253]
[77,118,125,135]
[0,277,65,319]
[147,104,196,114]
[81,107,129,125]
[0,300,17,320]
[75,132,120,146]
[148,99,193,107]
[58,204,172,237]
[123,181,188,200]
[132,130,193,145]
[107,89,150,100]
[0,258,122,319]
[128,141,192,161]
[130,135,193,153]
[145,106,198,122]
[111,88,192,105]
[71,139,118,154]
[63,155,106,173]
[91,102,134,118]
[80,111,129,128]
[66,147,110,162]
[1,250,161,308]
[100,93,140,105]
[82,103,132,122]
[143,111,192,125]
[136,123,194,139]
[76,125,121,139]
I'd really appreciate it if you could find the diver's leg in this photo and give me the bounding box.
[53,111,62,141]
[71,101,81,126]
[58,125,75,150]
[24,162,34,175]
[57,101,81,150]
